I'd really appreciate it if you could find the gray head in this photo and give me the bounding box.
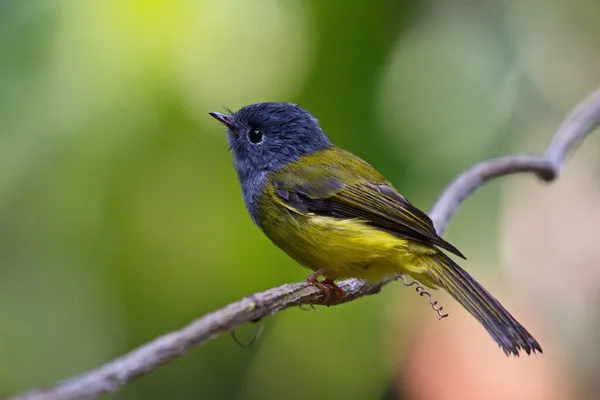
[209,102,332,180]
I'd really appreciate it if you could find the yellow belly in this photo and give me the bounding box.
[262,212,432,283]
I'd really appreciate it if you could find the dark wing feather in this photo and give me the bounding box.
[271,164,466,259]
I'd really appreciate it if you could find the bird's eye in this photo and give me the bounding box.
[248,129,264,144]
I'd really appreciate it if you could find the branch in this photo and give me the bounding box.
[7,87,600,400]
[430,87,600,232]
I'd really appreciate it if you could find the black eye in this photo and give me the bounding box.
[248,129,264,144]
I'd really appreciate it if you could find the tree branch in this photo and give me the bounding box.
[430,87,600,232]
[7,86,600,400]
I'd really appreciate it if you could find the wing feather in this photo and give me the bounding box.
[270,159,465,259]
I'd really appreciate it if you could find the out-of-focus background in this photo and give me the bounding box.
[1,0,599,399]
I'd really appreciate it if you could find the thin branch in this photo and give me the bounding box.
[7,279,390,400]
[7,86,600,400]
[430,87,600,232]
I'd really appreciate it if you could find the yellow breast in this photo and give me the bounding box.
[261,206,415,282]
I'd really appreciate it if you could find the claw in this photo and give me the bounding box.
[299,303,318,311]
[313,281,332,303]
[321,278,344,301]
[305,268,345,304]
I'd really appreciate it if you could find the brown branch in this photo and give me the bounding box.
[429,87,600,232]
[7,86,600,400]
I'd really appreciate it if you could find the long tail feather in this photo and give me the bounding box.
[423,252,542,356]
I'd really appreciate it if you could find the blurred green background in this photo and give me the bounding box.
[2,0,600,399]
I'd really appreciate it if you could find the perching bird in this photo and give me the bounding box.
[209,102,542,356]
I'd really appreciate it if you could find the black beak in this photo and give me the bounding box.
[208,112,235,130]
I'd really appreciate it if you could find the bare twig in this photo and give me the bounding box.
[429,87,600,232]
[6,279,389,400]
[7,87,600,400]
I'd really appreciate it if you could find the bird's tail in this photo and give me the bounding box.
[422,252,542,356]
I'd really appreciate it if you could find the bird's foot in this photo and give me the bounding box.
[305,268,345,304]
[321,279,345,302]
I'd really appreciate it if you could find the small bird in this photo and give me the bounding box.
[209,102,542,356]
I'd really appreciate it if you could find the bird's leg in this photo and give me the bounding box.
[305,268,345,303]
[321,279,344,302]
[306,268,327,282]
[306,269,331,302]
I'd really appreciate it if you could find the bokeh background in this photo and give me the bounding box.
[1,0,600,399]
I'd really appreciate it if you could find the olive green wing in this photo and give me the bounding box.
[270,163,465,259]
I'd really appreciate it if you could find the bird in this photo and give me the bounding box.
[209,102,542,356]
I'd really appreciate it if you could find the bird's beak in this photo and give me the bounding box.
[208,112,235,130]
